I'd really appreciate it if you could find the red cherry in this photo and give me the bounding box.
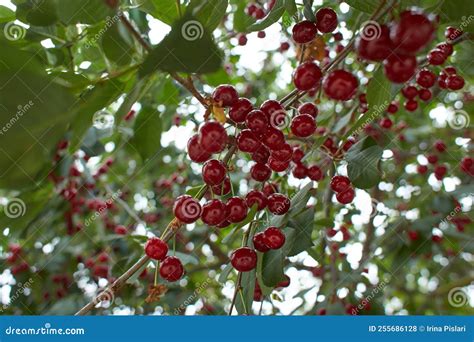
[416,69,436,88]
[229,98,253,123]
[434,140,446,153]
[298,102,318,118]
[307,165,323,181]
[383,53,417,83]
[261,127,285,150]
[114,225,127,235]
[260,100,285,121]
[201,199,227,226]
[330,175,351,192]
[446,75,464,90]
[173,195,202,223]
[418,88,432,101]
[315,8,338,33]
[245,190,268,211]
[342,138,356,151]
[336,187,355,204]
[427,154,438,164]
[268,157,290,172]
[237,129,260,153]
[407,230,419,241]
[160,256,184,282]
[401,85,418,99]
[436,42,454,57]
[145,237,168,261]
[246,110,269,135]
[380,117,393,129]
[292,163,307,179]
[238,34,247,46]
[428,49,446,66]
[212,84,238,107]
[216,220,231,229]
[258,31,266,39]
[276,275,290,288]
[290,114,316,137]
[293,62,322,91]
[230,247,257,272]
[226,197,248,223]
[253,8,265,19]
[199,121,228,153]
[292,147,304,163]
[390,10,434,53]
[252,144,270,163]
[263,227,286,249]
[387,102,398,114]
[187,134,211,163]
[212,177,231,196]
[432,235,443,243]
[253,232,270,252]
[263,183,279,196]
[267,193,291,215]
[323,69,358,101]
[292,20,317,44]
[404,99,418,112]
[442,66,457,76]
[461,157,474,176]
[445,26,463,42]
[246,3,257,16]
[356,24,392,61]
[279,42,290,52]
[251,162,272,182]
[271,143,293,162]
[417,164,428,174]
[202,159,227,186]
[434,164,448,180]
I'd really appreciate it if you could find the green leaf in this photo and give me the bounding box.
[218,263,233,283]
[0,5,15,23]
[140,0,182,26]
[16,0,58,26]
[246,0,285,32]
[173,251,199,265]
[235,269,256,314]
[256,252,274,296]
[101,21,134,65]
[140,15,223,76]
[286,206,315,256]
[302,0,315,22]
[346,137,383,189]
[187,0,228,30]
[130,106,162,161]
[233,0,256,32]
[438,0,474,33]
[344,0,380,13]
[56,0,116,25]
[284,0,297,16]
[261,246,286,287]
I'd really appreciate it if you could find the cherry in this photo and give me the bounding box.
[427,154,438,164]
[461,157,474,176]
[401,85,418,99]
[245,190,268,211]
[342,138,356,151]
[291,114,316,137]
[246,3,257,16]
[263,183,279,196]
[279,42,290,52]
[356,24,392,61]
[253,232,270,252]
[404,100,418,112]
[230,247,257,272]
[446,75,464,90]
[427,49,446,66]
[416,68,436,88]
[252,144,270,163]
[292,147,304,163]
[212,176,231,196]
[229,98,253,123]
[380,117,393,129]
[434,164,448,180]
[436,42,454,57]
[226,197,248,223]
[445,26,463,42]
[145,237,168,261]
[271,143,293,162]
[293,62,322,91]
[173,195,202,223]
[246,110,269,135]
[418,88,432,101]
[267,193,291,215]
[434,140,446,153]
[160,256,184,282]
[187,134,211,163]
[307,165,323,181]
[217,220,231,229]
[432,235,443,243]
[292,163,307,179]
[336,187,355,204]
[114,225,127,235]
[387,102,398,114]
[383,53,417,83]
[202,159,227,186]
[251,162,272,182]
[237,129,260,153]
[315,8,338,33]
[238,34,247,46]
[298,102,318,118]
[407,230,419,241]
[330,175,351,192]
[276,275,290,288]
[268,157,290,172]
[263,227,285,249]
[258,31,266,39]
[292,20,317,44]
[199,121,228,153]
[212,84,238,107]
[253,7,265,19]
[260,100,285,121]
[201,199,227,226]
[261,127,285,150]
[323,69,358,101]
[390,10,434,53]
[443,66,457,75]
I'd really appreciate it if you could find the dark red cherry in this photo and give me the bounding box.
[336,187,355,204]
[263,227,285,249]
[436,42,453,57]
[238,34,247,46]
[417,164,428,174]
[416,68,436,88]
[293,62,322,91]
[173,195,202,223]
[199,121,228,153]
[298,102,318,118]
[292,147,304,163]
[445,26,463,42]
[260,100,285,121]
[427,154,438,164]
[229,98,253,123]
[245,190,268,211]
[212,177,231,196]
[404,99,418,112]
[447,75,464,90]
[261,127,285,150]
[380,117,393,129]
[401,85,418,99]
[418,88,432,101]
[387,102,398,114]
[271,143,293,162]
[315,8,338,33]
[253,232,270,252]
[307,165,323,181]
[252,144,270,163]
[383,53,417,83]
[187,134,211,163]
[390,10,434,53]
[356,24,392,61]
[427,49,446,65]
[251,162,272,182]
[323,69,358,101]
[202,159,227,186]
[290,114,316,137]
[246,110,269,135]
[263,183,278,196]
[201,199,227,226]
[330,175,351,192]
[292,163,307,179]
[268,157,290,172]
[434,140,446,153]
[226,197,248,223]
[267,193,290,215]
[237,129,260,153]
[292,20,317,44]
[160,256,184,282]
[212,84,238,107]
[230,247,257,272]
[145,237,168,261]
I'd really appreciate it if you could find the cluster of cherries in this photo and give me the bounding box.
[329,175,356,204]
[144,237,184,281]
[5,243,29,276]
[415,140,449,181]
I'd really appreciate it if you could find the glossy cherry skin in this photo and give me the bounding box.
[271,143,293,162]
[263,227,286,249]
[356,24,392,61]
[187,134,211,163]
[291,114,316,137]
[226,197,248,223]
[292,147,304,163]
[292,20,317,44]
[380,117,393,129]
[293,62,322,91]
[199,121,228,153]
[201,199,227,226]
[173,195,202,224]
[212,177,231,196]
[202,159,227,186]
[160,256,184,282]
[445,26,463,42]
[251,162,272,182]
[267,193,291,215]
[292,163,307,179]
[383,53,417,83]
[307,165,323,181]
[298,102,318,118]
[315,8,338,33]
[237,129,260,153]
[229,98,253,123]
[230,247,257,272]
[246,110,269,135]
[260,100,285,121]
[253,232,270,252]
[268,157,290,172]
[323,70,358,101]
[427,49,446,65]
[416,69,436,88]
[401,85,418,99]
[418,88,432,101]
[446,75,464,90]
[252,145,270,163]
[145,237,168,261]
[212,84,238,107]
[436,42,453,57]
[434,140,446,153]
[336,187,355,204]
[261,127,285,150]
[404,100,418,112]
[245,190,268,211]
[330,175,351,192]
[390,10,434,53]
